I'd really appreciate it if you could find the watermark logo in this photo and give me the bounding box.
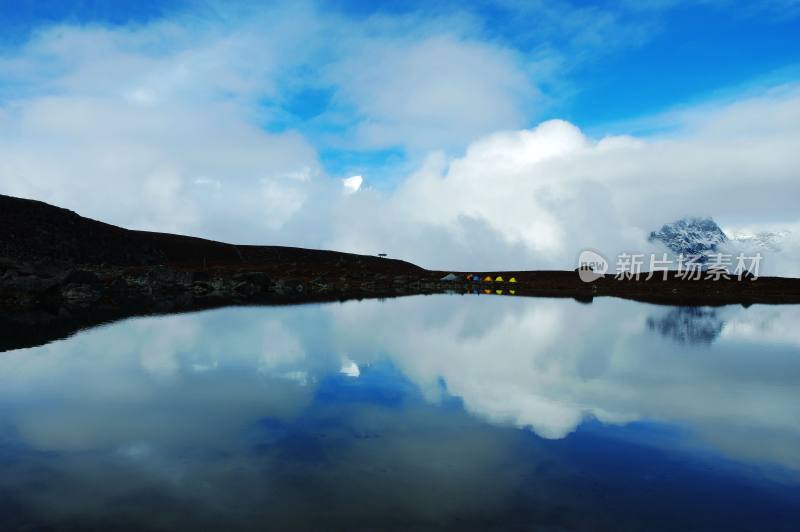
[577,250,762,282]
[577,249,608,282]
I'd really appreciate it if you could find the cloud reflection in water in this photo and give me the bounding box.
[0,297,799,529]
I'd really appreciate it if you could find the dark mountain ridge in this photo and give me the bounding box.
[1,193,421,273]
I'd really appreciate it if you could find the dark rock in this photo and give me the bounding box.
[232,272,272,291]
[61,284,102,306]
[63,270,100,285]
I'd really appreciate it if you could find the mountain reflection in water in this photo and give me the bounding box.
[647,306,726,344]
[0,296,798,531]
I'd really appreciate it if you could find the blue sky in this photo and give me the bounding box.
[1,0,800,273]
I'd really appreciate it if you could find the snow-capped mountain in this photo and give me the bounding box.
[648,218,796,275]
[730,230,791,252]
[648,217,728,261]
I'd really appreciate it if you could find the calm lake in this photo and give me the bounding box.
[1,295,799,531]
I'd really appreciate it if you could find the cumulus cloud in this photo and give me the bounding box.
[329,86,800,274]
[327,34,539,151]
[0,3,548,246]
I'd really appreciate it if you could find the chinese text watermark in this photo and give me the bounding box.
[577,251,762,283]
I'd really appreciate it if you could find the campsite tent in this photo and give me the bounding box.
[495,276,504,282]
[509,277,517,283]
[483,275,493,282]
[440,273,459,281]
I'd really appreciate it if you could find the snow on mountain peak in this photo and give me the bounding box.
[730,230,791,252]
[648,217,728,260]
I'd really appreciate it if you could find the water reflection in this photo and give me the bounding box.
[0,297,799,530]
[329,297,800,468]
[646,306,725,344]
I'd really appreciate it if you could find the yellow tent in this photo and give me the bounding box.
[483,275,493,282]
[496,289,503,295]
[483,289,492,294]
[495,276,504,282]
[509,277,517,283]
[509,290,516,295]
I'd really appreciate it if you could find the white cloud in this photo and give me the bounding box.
[325,86,800,274]
[0,5,550,247]
[327,34,539,151]
[0,92,323,242]
[341,175,363,194]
